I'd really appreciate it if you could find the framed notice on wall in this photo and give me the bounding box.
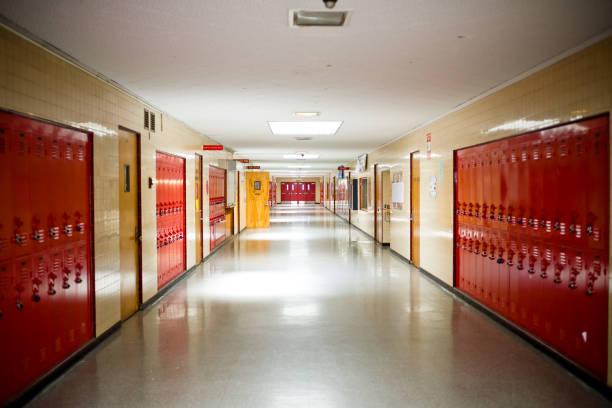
[356,154,367,173]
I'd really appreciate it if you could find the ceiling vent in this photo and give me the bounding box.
[291,10,349,27]
[294,136,313,141]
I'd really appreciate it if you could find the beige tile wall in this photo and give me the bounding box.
[0,26,232,336]
[325,36,612,384]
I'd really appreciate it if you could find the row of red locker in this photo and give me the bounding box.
[280,182,316,202]
[0,111,93,404]
[156,152,186,289]
[456,117,607,252]
[454,115,609,380]
[456,223,607,378]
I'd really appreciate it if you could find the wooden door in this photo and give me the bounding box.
[375,164,382,242]
[246,172,270,228]
[195,154,203,263]
[118,129,140,320]
[410,152,420,267]
[381,170,391,244]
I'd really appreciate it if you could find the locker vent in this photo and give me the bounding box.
[144,109,150,129]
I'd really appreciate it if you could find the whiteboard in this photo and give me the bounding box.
[391,182,404,203]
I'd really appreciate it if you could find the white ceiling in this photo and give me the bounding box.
[1,0,612,176]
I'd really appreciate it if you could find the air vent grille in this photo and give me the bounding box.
[150,112,156,132]
[144,109,149,129]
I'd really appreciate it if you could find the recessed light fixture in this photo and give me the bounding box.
[283,153,319,159]
[269,121,342,136]
[292,10,348,27]
[288,165,312,168]
[294,112,320,117]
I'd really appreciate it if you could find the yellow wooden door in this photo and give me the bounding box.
[119,129,140,320]
[410,152,420,267]
[246,172,270,228]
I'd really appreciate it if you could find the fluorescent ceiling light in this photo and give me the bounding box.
[283,154,319,159]
[294,112,320,117]
[269,121,342,136]
[288,165,312,168]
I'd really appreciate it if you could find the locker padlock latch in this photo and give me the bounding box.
[15,283,24,310]
[497,205,504,222]
[481,204,488,219]
[527,217,534,227]
[48,271,57,295]
[568,267,579,289]
[553,220,560,231]
[516,253,525,270]
[474,203,480,218]
[481,242,488,257]
[506,249,515,266]
[32,277,42,302]
[75,263,83,283]
[473,241,480,255]
[467,239,473,253]
[489,204,496,220]
[488,244,496,261]
[528,256,537,274]
[586,258,602,296]
[553,263,564,285]
[455,201,461,215]
[62,267,71,289]
[496,248,505,264]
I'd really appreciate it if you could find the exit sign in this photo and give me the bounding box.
[203,145,223,151]
[235,159,250,163]
[246,165,261,169]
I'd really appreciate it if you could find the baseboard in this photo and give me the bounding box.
[7,321,122,407]
[388,248,612,400]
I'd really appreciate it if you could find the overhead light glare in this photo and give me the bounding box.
[294,112,320,117]
[288,165,312,168]
[269,121,342,136]
[283,154,319,159]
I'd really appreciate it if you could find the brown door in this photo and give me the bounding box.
[118,129,140,320]
[410,152,420,267]
[246,171,270,228]
[381,169,391,244]
[236,171,240,231]
[375,164,381,242]
[195,154,203,263]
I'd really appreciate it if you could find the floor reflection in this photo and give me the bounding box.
[25,204,609,408]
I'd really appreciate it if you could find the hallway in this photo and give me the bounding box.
[26,205,608,407]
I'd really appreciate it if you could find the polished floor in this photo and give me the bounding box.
[27,205,608,407]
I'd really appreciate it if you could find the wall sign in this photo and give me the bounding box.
[426,133,431,160]
[203,145,224,151]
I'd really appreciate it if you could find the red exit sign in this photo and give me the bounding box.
[235,159,250,163]
[203,145,223,151]
[246,165,261,169]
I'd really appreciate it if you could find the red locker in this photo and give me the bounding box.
[209,165,226,251]
[454,115,609,379]
[0,111,93,405]
[156,152,186,289]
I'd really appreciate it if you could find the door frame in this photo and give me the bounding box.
[118,126,143,307]
[409,151,419,266]
[237,171,240,231]
[373,163,378,242]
